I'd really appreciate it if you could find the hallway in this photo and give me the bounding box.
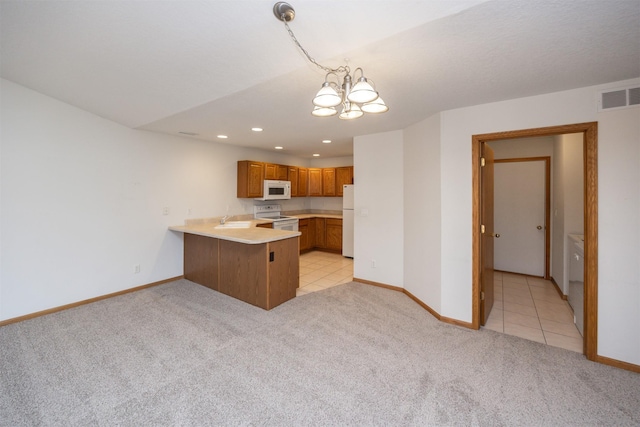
[483,271,583,353]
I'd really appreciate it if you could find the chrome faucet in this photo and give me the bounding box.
[220,215,230,224]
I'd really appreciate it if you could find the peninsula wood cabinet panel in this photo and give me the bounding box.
[237,161,264,198]
[184,233,299,310]
[184,233,219,291]
[308,168,323,196]
[268,237,300,308]
[218,239,269,309]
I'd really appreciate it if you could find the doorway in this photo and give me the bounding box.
[471,122,598,361]
[494,157,550,278]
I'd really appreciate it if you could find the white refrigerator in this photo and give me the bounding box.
[342,184,354,258]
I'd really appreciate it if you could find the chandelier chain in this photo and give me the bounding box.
[282,19,348,75]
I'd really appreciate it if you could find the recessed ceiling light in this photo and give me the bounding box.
[322,139,331,144]
[313,153,320,157]
[275,146,284,150]
[251,127,263,132]
[217,135,228,139]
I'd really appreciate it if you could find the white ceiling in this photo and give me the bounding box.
[2,0,639,158]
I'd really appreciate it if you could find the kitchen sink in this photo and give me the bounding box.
[214,221,252,229]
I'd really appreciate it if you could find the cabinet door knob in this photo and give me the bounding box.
[537,225,543,230]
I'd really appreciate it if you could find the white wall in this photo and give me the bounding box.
[437,84,599,322]
[357,78,639,365]
[0,79,308,320]
[597,106,640,364]
[552,133,584,294]
[403,114,442,311]
[353,130,404,287]
[436,78,639,364]
[559,134,584,237]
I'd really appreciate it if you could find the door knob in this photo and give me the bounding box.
[491,233,500,238]
[537,225,543,230]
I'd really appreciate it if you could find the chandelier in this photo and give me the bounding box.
[273,2,389,120]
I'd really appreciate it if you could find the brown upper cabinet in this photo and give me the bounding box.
[238,161,351,198]
[322,168,336,197]
[265,163,288,181]
[288,166,299,196]
[308,168,323,196]
[289,166,309,197]
[237,161,264,198]
[336,166,354,196]
[298,167,308,197]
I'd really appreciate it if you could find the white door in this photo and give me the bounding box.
[494,160,546,276]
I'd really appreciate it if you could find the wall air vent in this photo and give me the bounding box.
[598,85,640,111]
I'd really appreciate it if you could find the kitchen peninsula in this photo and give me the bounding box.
[169,219,300,310]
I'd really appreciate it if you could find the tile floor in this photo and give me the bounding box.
[483,271,584,353]
[297,255,583,354]
[296,251,354,296]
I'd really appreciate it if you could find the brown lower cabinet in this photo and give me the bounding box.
[314,218,326,248]
[299,217,342,254]
[325,219,343,251]
[299,219,310,251]
[183,233,299,310]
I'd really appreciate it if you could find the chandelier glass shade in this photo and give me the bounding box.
[339,102,364,120]
[361,97,389,114]
[312,79,342,108]
[311,105,338,117]
[274,2,388,120]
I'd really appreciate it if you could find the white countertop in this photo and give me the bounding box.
[169,220,300,244]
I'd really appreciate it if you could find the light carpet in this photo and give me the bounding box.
[1,280,639,426]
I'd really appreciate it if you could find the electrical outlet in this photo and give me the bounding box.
[187,208,192,216]
[371,260,376,268]
[134,264,140,274]
[162,207,170,215]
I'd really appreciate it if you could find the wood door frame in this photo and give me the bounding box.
[494,157,551,279]
[472,122,598,361]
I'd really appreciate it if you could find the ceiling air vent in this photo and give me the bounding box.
[598,85,640,111]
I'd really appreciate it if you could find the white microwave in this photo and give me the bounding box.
[255,180,291,201]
